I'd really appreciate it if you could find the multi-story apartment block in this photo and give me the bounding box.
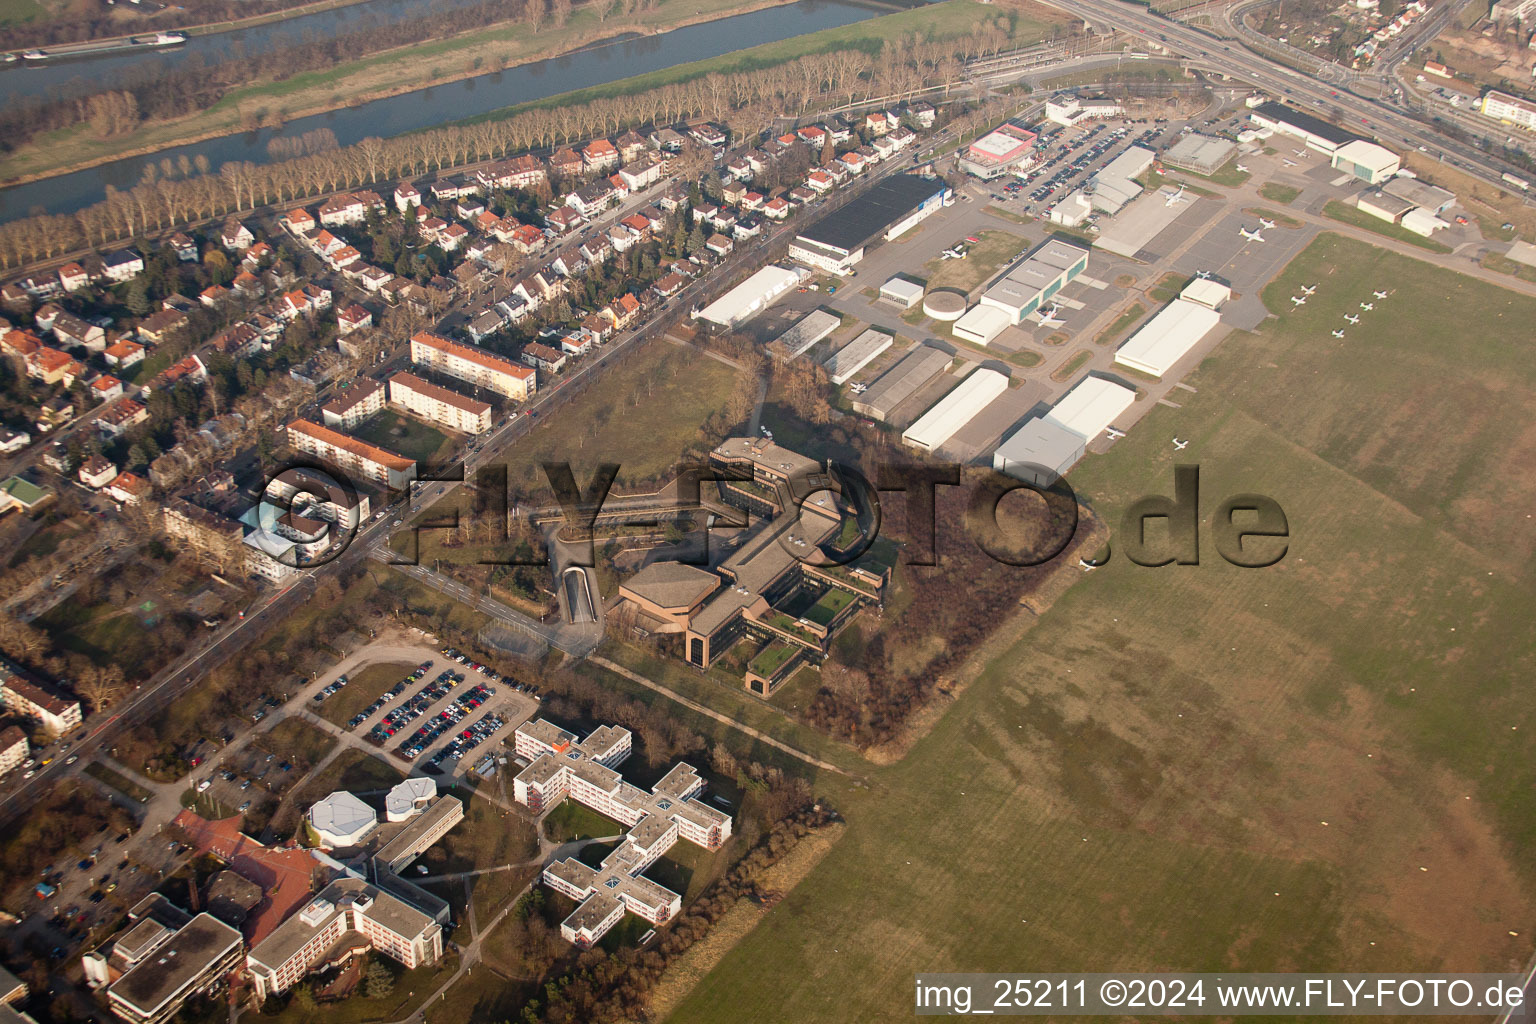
[513,719,731,947]
[1481,89,1536,131]
[160,500,246,572]
[286,419,416,490]
[0,660,82,735]
[263,466,371,532]
[409,332,536,402]
[388,372,492,435]
[0,725,27,776]
[320,378,386,430]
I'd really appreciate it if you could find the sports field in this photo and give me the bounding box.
[663,234,1536,1022]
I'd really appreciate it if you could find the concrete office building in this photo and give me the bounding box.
[513,719,731,948]
[823,329,893,385]
[789,175,951,274]
[82,897,243,1024]
[850,345,952,421]
[901,368,1010,453]
[958,123,1038,179]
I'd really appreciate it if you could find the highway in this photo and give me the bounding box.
[1036,0,1534,196]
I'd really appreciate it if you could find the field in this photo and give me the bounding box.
[1323,200,1453,253]
[1259,182,1302,205]
[316,660,418,726]
[661,234,1536,1022]
[1094,302,1144,345]
[921,230,1027,295]
[253,716,336,770]
[352,410,456,464]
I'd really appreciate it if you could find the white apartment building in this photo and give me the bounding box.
[410,332,536,402]
[1481,89,1536,131]
[388,372,492,435]
[0,725,27,776]
[1,662,82,735]
[320,379,386,430]
[286,419,417,490]
[513,719,731,947]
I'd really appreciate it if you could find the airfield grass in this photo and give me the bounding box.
[1259,181,1302,205]
[1095,302,1144,345]
[316,660,418,727]
[662,233,1536,1023]
[921,230,1026,295]
[1323,200,1452,253]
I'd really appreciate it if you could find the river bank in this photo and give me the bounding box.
[0,0,815,188]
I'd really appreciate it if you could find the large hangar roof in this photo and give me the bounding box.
[1115,299,1223,378]
[795,175,945,254]
[902,367,1009,451]
[1046,376,1137,441]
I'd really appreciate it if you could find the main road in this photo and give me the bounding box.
[1038,0,1533,195]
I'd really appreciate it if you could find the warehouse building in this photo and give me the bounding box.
[1087,146,1155,214]
[958,123,1038,180]
[879,276,925,309]
[769,309,841,359]
[1381,176,1456,213]
[902,367,1010,453]
[824,328,893,385]
[1357,189,1415,223]
[1162,133,1237,176]
[994,376,1137,484]
[952,304,1015,347]
[693,265,808,328]
[1114,280,1228,379]
[1402,207,1450,237]
[1330,139,1401,183]
[976,238,1090,326]
[789,175,951,274]
[1249,101,1360,155]
[850,345,953,421]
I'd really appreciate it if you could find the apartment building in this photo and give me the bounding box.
[320,379,386,430]
[160,500,246,572]
[264,465,371,531]
[513,719,731,947]
[0,660,81,735]
[388,372,492,435]
[0,725,27,776]
[286,419,416,490]
[409,332,536,402]
[1481,89,1536,130]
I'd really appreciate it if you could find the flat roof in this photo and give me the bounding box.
[1251,101,1358,146]
[1179,277,1232,309]
[771,309,841,358]
[248,877,434,973]
[621,561,720,611]
[1093,189,1193,259]
[953,304,1013,344]
[375,795,462,869]
[1045,376,1137,441]
[823,328,892,385]
[880,277,925,301]
[850,344,952,419]
[695,265,803,327]
[993,417,1087,481]
[1163,133,1236,171]
[1380,176,1454,209]
[967,124,1036,165]
[981,239,1089,312]
[902,368,1010,451]
[1334,138,1400,171]
[109,914,241,1016]
[1115,299,1224,378]
[794,175,946,255]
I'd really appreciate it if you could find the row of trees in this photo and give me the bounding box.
[0,15,1051,270]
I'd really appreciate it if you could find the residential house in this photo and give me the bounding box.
[616,130,649,162]
[89,375,124,403]
[168,233,200,261]
[395,183,422,211]
[550,148,584,178]
[98,399,148,437]
[102,250,144,283]
[582,138,620,173]
[763,197,791,220]
[220,222,254,250]
[337,304,373,335]
[546,207,583,234]
[706,234,733,256]
[618,153,663,191]
[318,193,367,226]
[106,471,151,505]
[521,342,567,374]
[199,284,231,307]
[103,339,146,369]
[57,262,91,292]
[567,180,617,217]
[79,455,117,489]
[283,208,318,234]
[690,123,727,147]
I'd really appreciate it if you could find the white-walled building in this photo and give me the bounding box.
[410,332,536,402]
[307,790,378,848]
[388,372,492,434]
[901,368,1010,453]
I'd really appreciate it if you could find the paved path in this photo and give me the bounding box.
[587,656,848,776]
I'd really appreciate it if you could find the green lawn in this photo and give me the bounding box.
[352,410,456,463]
[921,230,1027,295]
[541,799,625,842]
[317,661,418,726]
[803,588,855,628]
[83,761,152,804]
[0,0,44,25]
[1147,271,1190,304]
[253,717,336,771]
[1095,302,1144,346]
[1323,200,1453,253]
[35,597,159,678]
[748,640,797,679]
[661,234,1536,1022]
[1259,182,1302,205]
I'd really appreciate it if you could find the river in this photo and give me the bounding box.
[0,0,882,223]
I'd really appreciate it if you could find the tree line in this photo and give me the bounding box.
[0,17,1042,271]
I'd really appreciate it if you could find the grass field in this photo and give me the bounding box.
[1095,302,1144,346]
[1323,201,1453,253]
[921,230,1027,295]
[1259,182,1302,205]
[254,716,336,770]
[35,597,159,677]
[542,799,625,842]
[317,661,417,726]
[0,0,43,26]
[352,410,455,464]
[83,761,151,804]
[662,233,1536,1022]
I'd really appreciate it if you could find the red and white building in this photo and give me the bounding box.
[388,371,491,435]
[409,331,535,401]
[286,419,416,489]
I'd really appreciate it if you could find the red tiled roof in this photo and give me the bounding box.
[172,811,319,947]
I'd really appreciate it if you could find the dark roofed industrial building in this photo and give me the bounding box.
[788,174,951,274]
[1249,101,1361,154]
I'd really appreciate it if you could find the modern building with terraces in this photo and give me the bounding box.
[614,437,890,694]
[513,719,732,947]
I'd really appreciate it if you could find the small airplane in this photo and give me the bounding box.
[1300,284,1317,295]
[1104,426,1126,440]
[1283,158,1297,167]
[1290,295,1306,306]
[1258,217,1276,230]
[848,381,868,394]
[1332,329,1346,338]
[1035,303,1065,327]
[1360,302,1374,311]
[1236,163,1250,173]
[1292,148,1306,157]
[1373,290,1388,299]
[1171,438,1189,451]
[1239,227,1266,242]
[1164,184,1189,207]
[1195,269,1213,279]
[1345,314,1360,324]
[940,248,967,260]
[1079,558,1097,572]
